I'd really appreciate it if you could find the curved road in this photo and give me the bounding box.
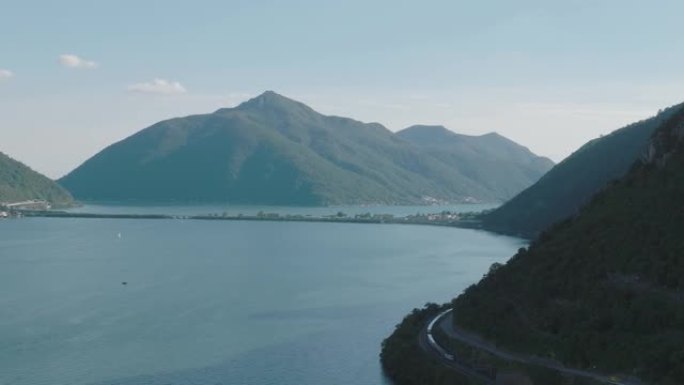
[420,309,643,385]
[418,318,495,384]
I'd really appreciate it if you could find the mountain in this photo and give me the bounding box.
[452,104,684,384]
[398,125,554,201]
[481,103,684,238]
[0,151,73,206]
[59,91,552,205]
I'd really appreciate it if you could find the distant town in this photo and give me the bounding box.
[0,203,485,229]
[0,200,52,219]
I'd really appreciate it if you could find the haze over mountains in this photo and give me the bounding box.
[59,92,553,206]
[482,103,684,238]
[398,125,553,202]
[0,151,73,206]
[452,103,684,385]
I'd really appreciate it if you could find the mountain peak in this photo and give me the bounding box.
[213,91,315,116]
[236,91,314,113]
[397,125,458,143]
[399,126,508,142]
[250,90,289,104]
[402,125,452,135]
[481,131,505,139]
[398,125,505,147]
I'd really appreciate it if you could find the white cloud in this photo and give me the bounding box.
[127,79,187,95]
[59,54,97,69]
[0,69,14,80]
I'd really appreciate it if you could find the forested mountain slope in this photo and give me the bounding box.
[453,104,684,384]
[482,103,683,238]
[0,151,73,206]
[60,92,552,205]
[398,125,553,201]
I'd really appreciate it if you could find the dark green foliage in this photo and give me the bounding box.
[453,105,684,385]
[0,151,73,206]
[482,103,683,238]
[59,92,552,205]
[381,304,477,385]
[432,324,602,385]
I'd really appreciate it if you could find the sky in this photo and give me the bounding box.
[1,0,684,179]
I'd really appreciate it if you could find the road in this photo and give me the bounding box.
[420,308,643,385]
[418,317,495,384]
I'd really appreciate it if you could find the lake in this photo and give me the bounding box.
[0,205,524,385]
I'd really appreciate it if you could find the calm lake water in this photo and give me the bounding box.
[0,205,523,385]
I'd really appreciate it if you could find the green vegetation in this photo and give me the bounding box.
[59,91,552,205]
[398,126,554,202]
[452,105,684,385]
[482,103,683,238]
[431,326,602,385]
[381,302,605,385]
[0,151,73,206]
[381,303,482,385]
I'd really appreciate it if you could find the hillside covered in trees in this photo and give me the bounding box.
[398,125,553,202]
[59,92,552,206]
[0,151,73,206]
[481,103,683,238]
[452,105,684,384]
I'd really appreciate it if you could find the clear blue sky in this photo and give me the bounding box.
[1,0,683,178]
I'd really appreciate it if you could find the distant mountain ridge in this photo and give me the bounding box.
[0,151,73,206]
[398,125,554,201]
[452,103,684,385]
[59,91,553,205]
[481,103,684,238]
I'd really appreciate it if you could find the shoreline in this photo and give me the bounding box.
[15,210,485,230]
